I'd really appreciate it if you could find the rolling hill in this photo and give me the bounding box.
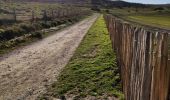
[4,0,146,7]
[2,0,169,8]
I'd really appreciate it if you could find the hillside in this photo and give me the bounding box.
[2,0,170,8]
[2,0,146,7]
[92,0,146,7]
[3,0,91,4]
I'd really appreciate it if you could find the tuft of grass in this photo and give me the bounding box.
[46,15,123,99]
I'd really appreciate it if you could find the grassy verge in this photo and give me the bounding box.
[42,15,123,99]
[126,15,170,29]
[107,8,170,30]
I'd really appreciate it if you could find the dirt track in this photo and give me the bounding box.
[0,14,98,100]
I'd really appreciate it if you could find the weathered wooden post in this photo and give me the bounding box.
[13,8,17,22]
[104,15,170,100]
[31,10,35,23]
[43,10,47,23]
[67,8,70,17]
[64,9,67,18]
[58,8,61,19]
[62,9,65,17]
[51,9,54,20]
[69,8,72,16]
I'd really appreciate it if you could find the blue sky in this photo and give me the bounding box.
[123,0,170,4]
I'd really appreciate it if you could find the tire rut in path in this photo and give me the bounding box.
[0,14,99,100]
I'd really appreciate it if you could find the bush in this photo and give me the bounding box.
[91,6,101,12]
[57,20,64,25]
[31,31,43,39]
[41,22,51,28]
[51,22,59,27]
[67,19,73,23]
[0,14,81,42]
[154,7,165,11]
[12,38,26,45]
[32,23,43,30]
[3,27,25,40]
[20,24,36,33]
[0,42,9,49]
[105,9,110,13]
[3,29,17,40]
[0,29,5,41]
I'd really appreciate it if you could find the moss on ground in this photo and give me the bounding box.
[45,15,123,99]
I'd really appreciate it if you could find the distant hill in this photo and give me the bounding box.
[5,0,146,7]
[91,0,146,8]
[5,0,91,4]
[3,0,169,8]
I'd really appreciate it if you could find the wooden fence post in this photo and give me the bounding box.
[104,15,170,100]
[51,9,54,20]
[58,9,60,18]
[43,10,47,23]
[31,10,35,23]
[13,8,16,22]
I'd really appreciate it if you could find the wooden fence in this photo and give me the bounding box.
[0,7,90,24]
[104,15,170,100]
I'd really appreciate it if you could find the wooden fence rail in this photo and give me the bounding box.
[0,7,91,23]
[104,15,170,100]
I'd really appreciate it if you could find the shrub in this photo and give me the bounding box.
[41,22,51,28]
[3,29,17,40]
[0,29,5,41]
[91,6,101,12]
[0,42,9,49]
[51,22,58,27]
[20,24,36,33]
[154,7,165,11]
[67,19,73,23]
[105,9,110,13]
[12,38,26,45]
[57,20,63,25]
[2,26,25,40]
[33,23,43,30]
[31,31,43,39]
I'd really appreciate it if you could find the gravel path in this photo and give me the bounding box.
[0,14,99,100]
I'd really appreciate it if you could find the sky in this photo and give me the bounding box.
[123,0,170,4]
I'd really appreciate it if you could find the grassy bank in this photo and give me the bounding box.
[126,15,170,29]
[0,15,89,55]
[42,15,123,99]
[108,7,170,30]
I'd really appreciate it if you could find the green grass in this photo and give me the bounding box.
[127,15,170,29]
[108,7,170,30]
[44,15,123,99]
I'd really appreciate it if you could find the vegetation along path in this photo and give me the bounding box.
[43,15,123,100]
[0,14,99,100]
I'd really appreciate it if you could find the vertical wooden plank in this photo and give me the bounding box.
[104,15,170,100]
